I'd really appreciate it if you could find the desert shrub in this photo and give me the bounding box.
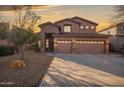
[9,59,26,69]
[109,44,114,52]
[0,46,15,56]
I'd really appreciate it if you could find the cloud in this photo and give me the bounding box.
[97,22,112,31]
[0,5,114,32]
[0,5,59,11]
[0,5,28,11]
[0,5,61,23]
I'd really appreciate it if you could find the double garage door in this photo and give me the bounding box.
[56,40,105,54]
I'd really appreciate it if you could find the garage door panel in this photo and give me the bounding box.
[57,41,71,53]
[56,40,105,54]
[76,41,105,54]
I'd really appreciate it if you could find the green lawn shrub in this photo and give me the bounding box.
[0,46,15,56]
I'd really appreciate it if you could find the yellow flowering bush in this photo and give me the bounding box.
[9,59,26,69]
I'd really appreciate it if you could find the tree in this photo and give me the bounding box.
[9,6,40,59]
[0,23,9,39]
[113,5,124,22]
[30,32,41,52]
[30,32,41,43]
[9,28,32,59]
[12,6,40,29]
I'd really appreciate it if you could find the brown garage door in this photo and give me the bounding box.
[75,41,105,54]
[56,40,72,53]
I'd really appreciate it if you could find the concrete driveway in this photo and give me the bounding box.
[39,54,124,87]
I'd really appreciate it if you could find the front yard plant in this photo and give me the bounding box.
[0,46,15,56]
[9,59,26,69]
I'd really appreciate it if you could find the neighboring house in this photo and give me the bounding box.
[98,22,124,52]
[39,16,109,54]
[0,39,13,46]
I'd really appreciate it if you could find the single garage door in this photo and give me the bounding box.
[75,41,105,54]
[57,40,72,53]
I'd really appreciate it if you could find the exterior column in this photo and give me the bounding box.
[72,38,76,54]
[53,37,57,53]
[41,33,45,53]
[105,39,109,54]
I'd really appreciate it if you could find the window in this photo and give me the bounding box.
[61,41,64,43]
[76,41,104,44]
[57,41,71,43]
[79,41,83,43]
[91,26,94,29]
[64,25,71,32]
[85,26,89,29]
[87,41,90,44]
[80,26,84,29]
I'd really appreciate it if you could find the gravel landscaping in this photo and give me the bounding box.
[0,51,53,87]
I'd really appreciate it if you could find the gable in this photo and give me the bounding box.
[39,16,98,34]
[55,18,80,25]
[55,19,80,33]
[71,16,98,26]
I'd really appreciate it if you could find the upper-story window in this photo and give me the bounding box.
[64,25,71,32]
[80,25,84,29]
[91,26,95,29]
[85,26,89,29]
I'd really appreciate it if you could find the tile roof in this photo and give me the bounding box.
[54,18,81,25]
[39,16,99,28]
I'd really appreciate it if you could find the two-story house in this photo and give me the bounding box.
[39,16,109,54]
[98,22,124,52]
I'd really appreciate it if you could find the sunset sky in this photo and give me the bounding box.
[0,5,116,32]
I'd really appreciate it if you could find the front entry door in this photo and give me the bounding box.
[45,33,54,52]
